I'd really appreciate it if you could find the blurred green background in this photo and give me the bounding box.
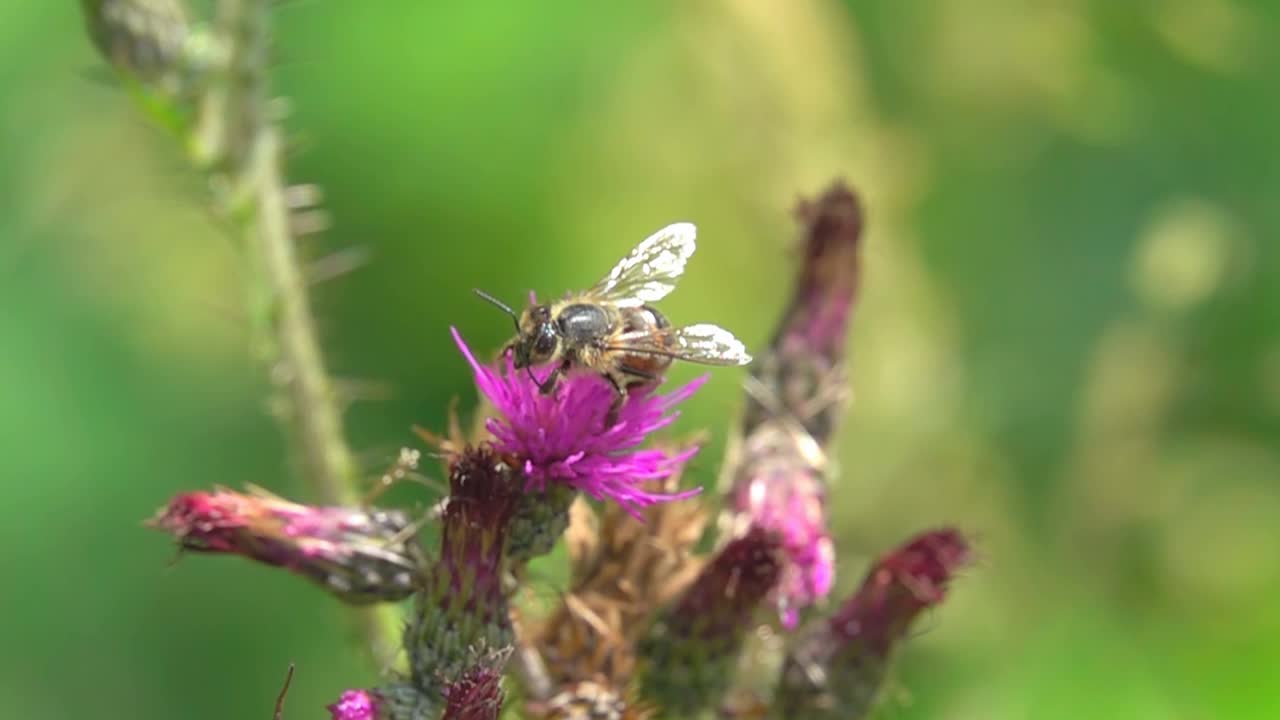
[3,1,1278,718]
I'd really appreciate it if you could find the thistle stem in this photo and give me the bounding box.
[250,126,358,505]
[84,0,404,667]
[211,0,402,667]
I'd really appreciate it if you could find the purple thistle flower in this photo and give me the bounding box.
[328,689,380,720]
[148,487,425,604]
[777,528,971,719]
[724,181,863,628]
[451,327,703,518]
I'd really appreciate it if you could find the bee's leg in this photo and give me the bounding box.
[602,371,628,427]
[536,360,570,395]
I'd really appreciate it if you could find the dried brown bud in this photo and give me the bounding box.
[532,681,652,720]
[536,468,708,687]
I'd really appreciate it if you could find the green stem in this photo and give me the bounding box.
[247,123,404,667]
[155,0,405,668]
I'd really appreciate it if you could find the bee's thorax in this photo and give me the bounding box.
[556,303,614,346]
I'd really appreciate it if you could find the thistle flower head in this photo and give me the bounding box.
[328,690,380,720]
[777,528,971,719]
[451,328,703,518]
[148,487,424,604]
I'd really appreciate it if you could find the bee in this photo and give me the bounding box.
[475,222,752,417]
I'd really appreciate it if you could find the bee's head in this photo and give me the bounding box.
[473,289,560,368]
[514,304,558,368]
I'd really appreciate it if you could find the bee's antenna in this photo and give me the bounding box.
[473,288,520,330]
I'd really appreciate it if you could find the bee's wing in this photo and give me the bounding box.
[610,323,753,366]
[587,222,698,307]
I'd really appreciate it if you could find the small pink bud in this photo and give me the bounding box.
[327,689,379,720]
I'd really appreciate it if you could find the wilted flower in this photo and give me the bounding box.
[638,526,783,714]
[148,486,425,604]
[328,689,380,720]
[723,181,863,627]
[407,446,517,691]
[536,470,708,688]
[776,528,971,719]
[451,327,703,519]
[533,681,652,720]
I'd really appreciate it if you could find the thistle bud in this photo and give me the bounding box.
[79,0,216,93]
[149,487,425,604]
[776,529,971,719]
[637,527,782,714]
[763,181,864,419]
[374,683,438,720]
[441,655,507,720]
[508,483,576,563]
[723,181,864,627]
[406,446,517,692]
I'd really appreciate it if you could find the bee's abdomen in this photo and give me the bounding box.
[624,305,670,332]
[619,305,674,379]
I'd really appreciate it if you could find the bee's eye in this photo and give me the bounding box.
[532,324,558,357]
